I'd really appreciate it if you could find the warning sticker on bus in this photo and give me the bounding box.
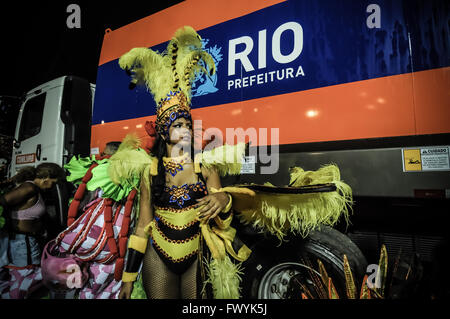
[402,146,450,172]
[16,153,36,165]
[241,156,256,174]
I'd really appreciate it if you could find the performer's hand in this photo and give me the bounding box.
[196,192,230,221]
[119,281,134,299]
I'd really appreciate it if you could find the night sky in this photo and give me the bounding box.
[0,1,183,97]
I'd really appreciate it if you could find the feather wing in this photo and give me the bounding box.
[220,164,352,239]
[197,142,247,177]
[107,134,153,193]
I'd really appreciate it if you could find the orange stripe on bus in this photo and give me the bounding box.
[412,66,450,135]
[91,67,449,152]
[99,0,286,66]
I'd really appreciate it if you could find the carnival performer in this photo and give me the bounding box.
[0,163,65,299]
[114,25,247,299]
[116,26,353,299]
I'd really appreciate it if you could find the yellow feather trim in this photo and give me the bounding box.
[108,134,154,194]
[196,143,246,176]
[222,164,352,240]
[203,255,243,299]
[235,190,352,239]
[289,164,347,188]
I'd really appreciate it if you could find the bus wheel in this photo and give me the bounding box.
[241,225,367,299]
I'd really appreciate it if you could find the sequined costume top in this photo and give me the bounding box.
[147,177,208,275]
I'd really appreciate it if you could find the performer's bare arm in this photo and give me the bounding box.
[135,178,153,237]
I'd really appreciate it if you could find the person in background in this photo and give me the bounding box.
[101,142,121,157]
[0,163,65,298]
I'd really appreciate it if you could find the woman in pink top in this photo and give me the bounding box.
[0,163,65,298]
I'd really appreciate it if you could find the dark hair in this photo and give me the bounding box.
[151,134,168,200]
[11,166,36,184]
[104,141,121,155]
[12,163,66,184]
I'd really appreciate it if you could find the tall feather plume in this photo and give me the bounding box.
[166,32,181,91]
[171,26,202,51]
[119,26,216,109]
[118,47,172,103]
[167,26,203,87]
[166,26,207,97]
[178,50,216,105]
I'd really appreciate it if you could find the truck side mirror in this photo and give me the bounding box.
[13,139,21,149]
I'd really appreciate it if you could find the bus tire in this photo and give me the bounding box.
[240,225,367,299]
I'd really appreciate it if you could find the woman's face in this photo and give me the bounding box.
[168,117,192,148]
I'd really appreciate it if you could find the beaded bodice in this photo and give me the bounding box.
[154,181,208,209]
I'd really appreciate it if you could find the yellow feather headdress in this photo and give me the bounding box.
[118,26,216,137]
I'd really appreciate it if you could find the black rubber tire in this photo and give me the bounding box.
[241,225,368,299]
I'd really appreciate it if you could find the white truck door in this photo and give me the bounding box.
[11,79,65,176]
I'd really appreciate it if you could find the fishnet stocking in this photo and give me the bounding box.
[181,258,198,299]
[141,242,200,299]
[142,243,180,299]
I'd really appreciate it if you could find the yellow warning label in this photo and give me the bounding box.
[403,149,422,171]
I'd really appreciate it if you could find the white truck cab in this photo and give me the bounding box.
[9,76,94,178]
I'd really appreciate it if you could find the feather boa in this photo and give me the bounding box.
[203,255,243,299]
